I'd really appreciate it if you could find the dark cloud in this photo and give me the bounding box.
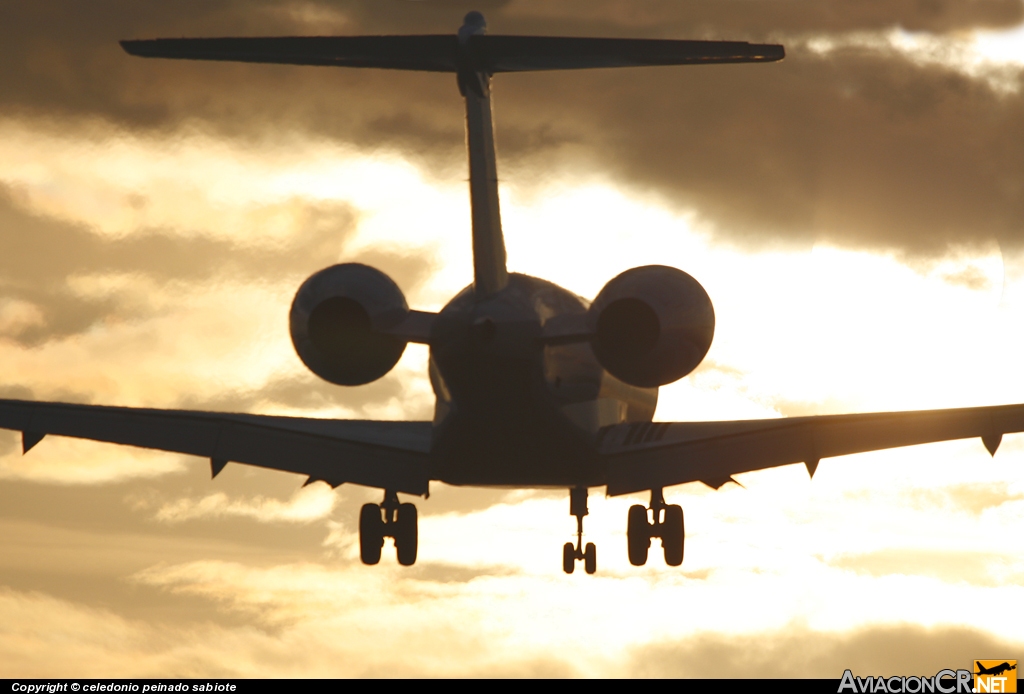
[2,2,1024,257]
[493,1,1024,37]
[501,46,1024,256]
[630,624,1022,677]
[0,471,332,627]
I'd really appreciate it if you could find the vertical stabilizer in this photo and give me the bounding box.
[459,13,508,297]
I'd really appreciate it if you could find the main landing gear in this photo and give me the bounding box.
[563,486,596,574]
[360,490,418,566]
[627,488,684,567]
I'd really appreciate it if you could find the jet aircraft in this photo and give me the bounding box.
[975,662,1017,677]
[2,12,1024,574]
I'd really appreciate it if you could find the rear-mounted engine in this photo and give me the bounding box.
[289,263,409,385]
[588,265,715,388]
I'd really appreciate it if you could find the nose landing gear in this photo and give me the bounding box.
[360,490,418,566]
[627,488,684,567]
[563,486,596,574]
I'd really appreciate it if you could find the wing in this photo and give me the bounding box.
[0,399,431,495]
[599,403,1024,495]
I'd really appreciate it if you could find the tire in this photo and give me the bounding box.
[663,504,684,567]
[627,504,650,566]
[359,503,384,565]
[563,542,575,574]
[395,503,418,566]
[584,542,597,575]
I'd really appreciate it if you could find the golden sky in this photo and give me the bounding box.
[1,0,1024,678]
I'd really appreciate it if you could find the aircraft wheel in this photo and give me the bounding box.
[563,542,575,574]
[627,504,651,566]
[662,504,684,567]
[584,542,597,575]
[359,503,384,565]
[395,503,418,566]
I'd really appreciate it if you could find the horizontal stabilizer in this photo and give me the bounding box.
[121,36,462,72]
[121,35,783,73]
[478,35,783,72]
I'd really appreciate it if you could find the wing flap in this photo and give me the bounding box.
[0,400,431,494]
[603,404,1024,495]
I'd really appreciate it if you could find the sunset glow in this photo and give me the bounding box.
[1,2,1023,678]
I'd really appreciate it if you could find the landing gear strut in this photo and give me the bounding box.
[563,486,596,574]
[627,488,684,567]
[360,490,418,566]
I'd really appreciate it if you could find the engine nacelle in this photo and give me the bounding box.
[588,265,715,388]
[289,263,409,386]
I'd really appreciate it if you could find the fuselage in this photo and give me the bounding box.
[428,273,658,487]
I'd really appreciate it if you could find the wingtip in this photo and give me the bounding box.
[754,43,785,62]
[120,39,158,58]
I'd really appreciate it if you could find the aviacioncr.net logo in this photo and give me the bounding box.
[974,660,1017,693]
[839,669,973,693]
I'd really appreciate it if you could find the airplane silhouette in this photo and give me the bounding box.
[976,663,1017,677]
[2,12,1023,574]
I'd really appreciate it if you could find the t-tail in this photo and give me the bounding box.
[121,11,784,299]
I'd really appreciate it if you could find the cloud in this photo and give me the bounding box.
[629,623,1024,678]
[506,46,1024,256]
[0,586,289,678]
[827,548,1023,586]
[905,482,1024,516]
[3,3,1024,679]
[1,449,1022,677]
[2,2,1023,258]
[173,371,417,419]
[0,577,579,677]
[5,575,1017,678]
[0,185,355,343]
[496,1,1024,36]
[0,181,435,348]
[153,484,337,524]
